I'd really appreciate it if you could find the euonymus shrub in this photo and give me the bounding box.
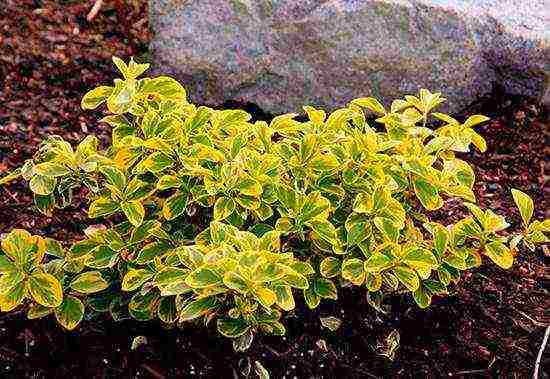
[0,57,548,346]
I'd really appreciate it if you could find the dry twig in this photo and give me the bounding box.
[87,0,104,22]
[534,326,550,379]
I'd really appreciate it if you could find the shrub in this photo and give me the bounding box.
[0,57,548,345]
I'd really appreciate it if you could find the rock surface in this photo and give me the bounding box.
[149,0,550,114]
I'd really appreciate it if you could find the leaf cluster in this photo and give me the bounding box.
[0,58,548,342]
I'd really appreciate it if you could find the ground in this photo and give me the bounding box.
[0,1,548,378]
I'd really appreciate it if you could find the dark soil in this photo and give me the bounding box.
[0,1,549,378]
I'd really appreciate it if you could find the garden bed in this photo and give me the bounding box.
[0,1,548,378]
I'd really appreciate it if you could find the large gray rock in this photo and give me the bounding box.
[150,0,550,114]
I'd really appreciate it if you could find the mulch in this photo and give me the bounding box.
[0,1,548,378]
